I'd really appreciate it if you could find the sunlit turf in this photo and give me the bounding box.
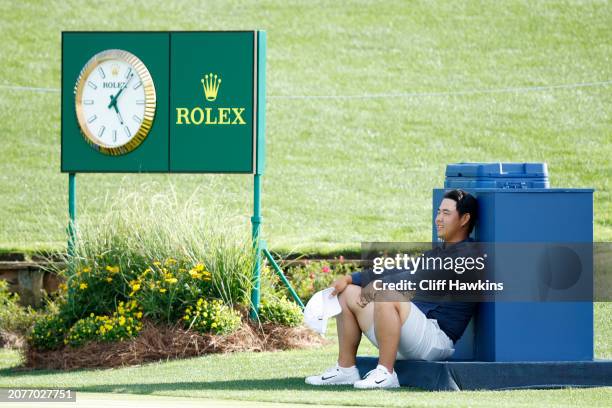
[0,0,610,255]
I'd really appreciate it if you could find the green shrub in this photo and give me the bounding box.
[64,315,98,347]
[0,280,40,336]
[258,264,294,301]
[287,259,357,303]
[59,265,125,322]
[183,298,241,335]
[37,187,255,333]
[258,296,303,327]
[28,313,68,351]
[65,300,143,347]
[126,260,216,324]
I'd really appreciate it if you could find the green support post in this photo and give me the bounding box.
[67,173,77,258]
[249,174,262,319]
[263,247,305,309]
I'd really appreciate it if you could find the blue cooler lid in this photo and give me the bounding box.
[444,163,549,189]
[445,163,548,179]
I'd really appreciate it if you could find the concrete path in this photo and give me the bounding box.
[3,391,348,408]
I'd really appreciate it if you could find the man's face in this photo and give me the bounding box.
[435,198,468,242]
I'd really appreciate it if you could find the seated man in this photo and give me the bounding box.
[305,189,478,389]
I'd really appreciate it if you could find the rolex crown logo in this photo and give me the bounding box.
[201,73,221,102]
[111,64,119,76]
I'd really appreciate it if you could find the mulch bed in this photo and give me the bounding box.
[21,320,328,371]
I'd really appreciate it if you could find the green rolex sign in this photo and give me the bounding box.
[61,31,266,174]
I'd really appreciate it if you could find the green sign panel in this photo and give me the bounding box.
[61,31,266,174]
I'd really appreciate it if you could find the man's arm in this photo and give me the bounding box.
[331,274,354,296]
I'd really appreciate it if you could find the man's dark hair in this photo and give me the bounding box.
[443,189,478,234]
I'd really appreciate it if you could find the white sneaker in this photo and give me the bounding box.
[305,363,361,386]
[353,364,400,389]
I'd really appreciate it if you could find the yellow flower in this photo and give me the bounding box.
[211,322,217,328]
[153,261,161,267]
[79,283,88,290]
[194,263,205,272]
[90,313,95,318]
[105,265,119,274]
[119,316,126,326]
[159,288,167,293]
[135,312,143,319]
[189,270,201,279]
[82,267,91,273]
[165,277,178,284]
[131,283,141,292]
[106,277,113,283]
[59,283,68,291]
[166,258,177,265]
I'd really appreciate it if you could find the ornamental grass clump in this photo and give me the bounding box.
[30,185,256,349]
[56,185,256,313]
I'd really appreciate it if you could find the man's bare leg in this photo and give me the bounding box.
[336,284,373,367]
[374,301,410,373]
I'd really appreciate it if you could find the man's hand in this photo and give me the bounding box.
[358,283,376,307]
[330,275,352,296]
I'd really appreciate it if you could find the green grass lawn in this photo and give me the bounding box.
[1,2,611,404]
[1,315,612,407]
[0,0,611,254]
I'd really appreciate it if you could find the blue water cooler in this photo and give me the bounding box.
[433,163,594,362]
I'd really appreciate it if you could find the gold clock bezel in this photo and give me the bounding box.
[74,49,156,156]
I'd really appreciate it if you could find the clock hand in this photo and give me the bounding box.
[107,72,134,109]
[109,95,124,125]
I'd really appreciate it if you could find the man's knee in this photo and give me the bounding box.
[338,284,361,311]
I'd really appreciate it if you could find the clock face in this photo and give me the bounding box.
[74,49,156,155]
